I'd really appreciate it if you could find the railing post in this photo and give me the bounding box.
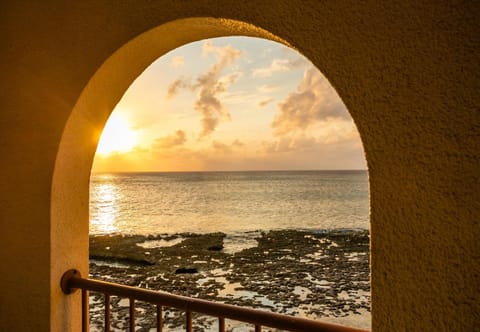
[186,310,192,332]
[129,298,135,332]
[255,324,261,332]
[82,289,89,332]
[156,305,163,332]
[104,294,110,332]
[218,317,225,332]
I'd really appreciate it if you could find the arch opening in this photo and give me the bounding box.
[52,18,371,331]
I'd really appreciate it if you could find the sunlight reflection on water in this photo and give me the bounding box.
[89,182,119,233]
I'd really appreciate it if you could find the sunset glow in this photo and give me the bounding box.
[96,113,139,155]
[92,37,366,172]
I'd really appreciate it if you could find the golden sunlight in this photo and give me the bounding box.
[96,113,139,155]
[89,181,118,233]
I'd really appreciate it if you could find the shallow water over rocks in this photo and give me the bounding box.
[89,229,370,331]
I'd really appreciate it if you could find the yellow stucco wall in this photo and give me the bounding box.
[0,1,478,331]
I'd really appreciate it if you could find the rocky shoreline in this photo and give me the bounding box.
[89,229,370,331]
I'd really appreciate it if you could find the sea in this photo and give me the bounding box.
[89,170,371,330]
[89,170,369,235]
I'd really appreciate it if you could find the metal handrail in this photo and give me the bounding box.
[61,269,368,332]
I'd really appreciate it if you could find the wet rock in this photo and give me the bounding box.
[89,229,370,331]
[207,245,223,251]
[175,267,198,274]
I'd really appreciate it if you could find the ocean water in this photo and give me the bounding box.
[89,170,369,235]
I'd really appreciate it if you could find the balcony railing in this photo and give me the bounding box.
[61,269,368,332]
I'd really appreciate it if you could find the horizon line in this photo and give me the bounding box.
[91,169,368,174]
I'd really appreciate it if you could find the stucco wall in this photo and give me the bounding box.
[0,1,478,331]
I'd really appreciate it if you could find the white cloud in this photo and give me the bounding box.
[165,77,191,99]
[201,40,242,61]
[171,56,185,66]
[257,98,274,108]
[258,84,278,93]
[271,66,350,135]
[166,40,243,137]
[252,57,307,77]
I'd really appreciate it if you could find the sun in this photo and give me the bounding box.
[96,113,139,155]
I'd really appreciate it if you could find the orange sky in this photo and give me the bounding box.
[92,37,366,172]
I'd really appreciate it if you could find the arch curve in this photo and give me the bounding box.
[52,17,358,329]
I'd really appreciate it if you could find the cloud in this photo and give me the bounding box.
[221,90,257,105]
[257,98,274,108]
[271,67,350,135]
[211,141,233,154]
[211,139,244,154]
[258,84,278,93]
[171,56,185,66]
[165,77,191,99]
[153,130,187,149]
[261,48,273,58]
[232,139,244,147]
[201,40,241,60]
[252,57,307,77]
[166,40,243,137]
[91,147,150,172]
[218,71,243,87]
[263,136,318,154]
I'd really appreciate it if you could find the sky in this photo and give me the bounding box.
[92,37,366,172]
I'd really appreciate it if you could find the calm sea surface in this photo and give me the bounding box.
[89,170,369,235]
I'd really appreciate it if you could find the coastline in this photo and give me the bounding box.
[89,229,370,331]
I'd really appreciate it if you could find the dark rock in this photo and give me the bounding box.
[207,245,223,251]
[175,267,198,274]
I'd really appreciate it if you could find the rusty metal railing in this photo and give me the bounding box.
[61,269,368,332]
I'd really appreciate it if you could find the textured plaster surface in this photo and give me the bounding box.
[0,1,479,331]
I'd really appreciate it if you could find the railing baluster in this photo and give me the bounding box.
[129,298,135,332]
[186,310,192,332]
[104,294,110,332]
[81,289,88,332]
[156,305,163,332]
[218,317,225,332]
[255,324,261,332]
